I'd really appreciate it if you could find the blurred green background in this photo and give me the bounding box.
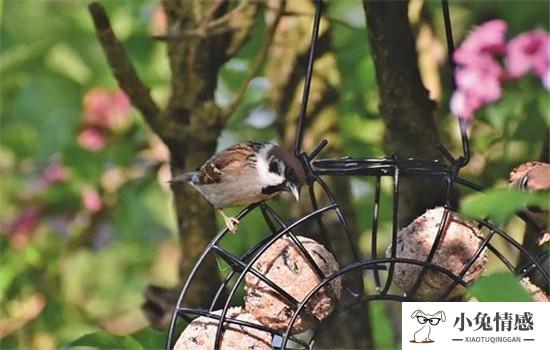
[0,0,548,349]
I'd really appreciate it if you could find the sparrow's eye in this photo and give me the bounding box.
[285,167,299,183]
[269,159,280,175]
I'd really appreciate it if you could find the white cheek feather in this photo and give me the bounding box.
[257,145,285,186]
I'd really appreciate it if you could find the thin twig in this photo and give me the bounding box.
[200,1,249,32]
[281,9,356,30]
[152,0,356,42]
[88,3,164,138]
[255,0,357,30]
[220,0,286,121]
[152,25,237,41]
[204,0,227,22]
[152,1,250,41]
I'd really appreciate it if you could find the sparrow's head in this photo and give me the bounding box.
[259,144,306,201]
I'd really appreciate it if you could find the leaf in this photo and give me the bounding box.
[130,327,165,350]
[467,272,533,302]
[67,332,143,350]
[537,89,550,125]
[483,92,523,132]
[45,43,92,84]
[62,144,105,182]
[0,42,46,74]
[460,188,548,224]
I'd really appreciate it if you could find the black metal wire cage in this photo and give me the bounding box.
[166,1,549,349]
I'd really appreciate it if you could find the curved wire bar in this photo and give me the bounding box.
[407,206,453,298]
[478,218,550,282]
[280,258,471,349]
[166,204,259,349]
[258,204,341,303]
[441,0,470,166]
[212,204,338,349]
[309,293,410,346]
[175,308,310,349]
[518,251,549,278]
[294,0,323,156]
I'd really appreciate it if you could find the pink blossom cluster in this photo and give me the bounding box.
[32,161,68,193]
[82,186,103,213]
[450,20,549,122]
[2,159,104,248]
[2,161,68,248]
[78,88,132,152]
[3,205,42,248]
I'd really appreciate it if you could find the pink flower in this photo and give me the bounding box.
[83,89,110,126]
[78,127,107,152]
[544,70,550,90]
[455,56,504,105]
[451,20,549,121]
[109,90,132,130]
[3,206,42,248]
[42,162,68,185]
[31,160,69,193]
[82,187,103,213]
[506,29,549,82]
[454,19,508,64]
[451,19,508,122]
[83,88,131,131]
[5,207,42,236]
[452,52,505,122]
[450,90,481,122]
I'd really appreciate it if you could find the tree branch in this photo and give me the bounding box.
[151,1,252,41]
[363,0,446,227]
[220,0,286,121]
[88,2,165,138]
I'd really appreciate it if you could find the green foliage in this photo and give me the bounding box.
[461,188,549,224]
[467,272,533,302]
[370,302,397,350]
[66,332,144,350]
[130,327,166,350]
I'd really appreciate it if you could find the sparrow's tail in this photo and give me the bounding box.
[169,171,201,184]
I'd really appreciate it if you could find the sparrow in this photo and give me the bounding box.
[509,161,550,245]
[171,141,306,234]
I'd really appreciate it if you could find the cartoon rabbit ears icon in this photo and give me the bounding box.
[411,309,446,322]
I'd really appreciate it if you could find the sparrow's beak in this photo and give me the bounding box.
[286,183,301,202]
[167,174,187,183]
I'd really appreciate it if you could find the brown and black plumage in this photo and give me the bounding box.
[171,141,306,234]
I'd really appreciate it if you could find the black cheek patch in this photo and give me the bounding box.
[261,183,286,195]
[269,160,280,174]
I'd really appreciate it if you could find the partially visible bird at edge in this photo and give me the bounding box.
[509,161,550,246]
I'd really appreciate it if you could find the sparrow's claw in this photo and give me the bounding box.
[225,217,240,235]
[218,209,240,235]
[536,231,550,246]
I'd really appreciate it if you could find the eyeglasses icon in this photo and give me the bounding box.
[416,316,441,325]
